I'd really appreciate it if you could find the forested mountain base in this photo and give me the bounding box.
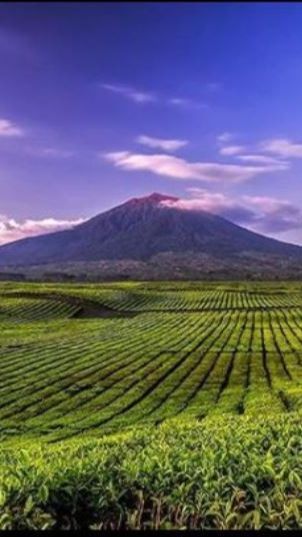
[2,281,302,529]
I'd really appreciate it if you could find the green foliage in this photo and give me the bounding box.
[2,415,302,529]
[1,280,302,528]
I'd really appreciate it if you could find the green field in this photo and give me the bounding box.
[3,281,302,529]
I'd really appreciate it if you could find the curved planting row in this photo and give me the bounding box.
[0,296,81,322]
[1,283,302,441]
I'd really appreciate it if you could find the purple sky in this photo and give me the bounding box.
[1,3,302,245]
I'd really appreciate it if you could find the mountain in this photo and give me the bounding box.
[0,192,302,279]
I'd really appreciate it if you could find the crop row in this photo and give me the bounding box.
[4,286,302,315]
[1,304,302,440]
[0,297,80,321]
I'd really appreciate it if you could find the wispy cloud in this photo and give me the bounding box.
[242,195,302,233]
[24,146,74,159]
[236,154,286,165]
[217,135,292,166]
[0,118,24,137]
[167,97,206,110]
[100,82,205,109]
[136,135,188,152]
[103,150,288,183]
[168,98,190,107]
[161,189,254,222]
[219,145,246,156]
[0,216,85,245]
[160,188,302,235]
[217,132,234,144]
[261,138,302,158]
[100,83,156,103]
[39,147,74,158]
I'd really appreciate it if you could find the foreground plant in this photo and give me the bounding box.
[2,414,302,530]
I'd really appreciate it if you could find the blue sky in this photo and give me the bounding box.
[1,2,302,244]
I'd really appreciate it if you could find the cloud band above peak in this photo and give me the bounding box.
[103,150,288,183]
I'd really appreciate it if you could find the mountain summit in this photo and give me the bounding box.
[127,192,179,204]
[0,193,302,277]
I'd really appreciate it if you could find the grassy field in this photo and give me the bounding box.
[2,280,302,529]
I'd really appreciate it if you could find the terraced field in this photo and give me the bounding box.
[3,281,302,529]
[1,281,302,442]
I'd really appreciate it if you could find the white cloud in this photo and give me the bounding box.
[217,135,302,161]
[160,188,302,235]
[0,118,24,137]
[242,195,297,214]
[100,83,156,103]
[103,150,288,183]
[136,135,188,152]
[236,154,286,165]
[241,195,302,233]
[0,216,85,245]
[217,132,234,144]
[219,145,246,156]
[100,83,205,109]
[161,189,256,224]
[161,189,238,212]
[261,138,302,158]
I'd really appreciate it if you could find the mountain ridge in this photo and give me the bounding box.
[0,193,301,279]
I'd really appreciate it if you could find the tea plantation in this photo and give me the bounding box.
[2,281,302,529]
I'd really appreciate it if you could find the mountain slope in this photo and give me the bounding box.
[0,192,302,269]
